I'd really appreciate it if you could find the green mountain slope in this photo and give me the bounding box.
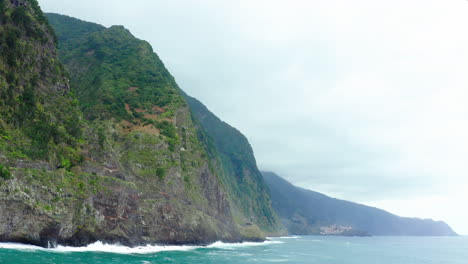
[263,171,457,236]
[0,0,81,162]
[49,15,184,122]
[46,12,283,238]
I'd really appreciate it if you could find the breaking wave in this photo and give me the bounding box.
[0,239,282,254]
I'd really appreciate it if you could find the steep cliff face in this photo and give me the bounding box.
[263,171,457,236]
[183,94,283,235]
[46,13,283,239]
[0,1,273,247]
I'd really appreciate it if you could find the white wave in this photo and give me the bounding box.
[54,241,199,254]
[0,241,198,254]
[0,239,281,254]
[0,243,43,250]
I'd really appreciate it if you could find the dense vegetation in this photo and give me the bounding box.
[262,171,457,236]
[45,14,214,185]
[46,13,104,47]
[0,0,81,163]
[47,14,184,124]
[0,164,12,180]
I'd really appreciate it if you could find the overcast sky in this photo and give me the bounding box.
[39,0,468,234]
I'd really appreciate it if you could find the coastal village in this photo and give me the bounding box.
[320,225,353,235]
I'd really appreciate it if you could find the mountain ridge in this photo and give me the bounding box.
[262,171,457,236]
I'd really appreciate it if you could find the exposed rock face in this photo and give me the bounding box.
[0,162,241,247]
[0,201,60,246]
[0,1,274,247]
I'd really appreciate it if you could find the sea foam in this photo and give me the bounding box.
[0,243,43,250]
[54,241,199,254]
[0,239,282,254]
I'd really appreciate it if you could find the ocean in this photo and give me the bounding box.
[0,235,467,264]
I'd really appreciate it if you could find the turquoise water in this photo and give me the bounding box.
[1,236,467,264]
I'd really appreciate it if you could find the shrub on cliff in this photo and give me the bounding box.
[0,165,12,180]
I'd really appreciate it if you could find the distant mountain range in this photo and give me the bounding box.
[262,171,457,236]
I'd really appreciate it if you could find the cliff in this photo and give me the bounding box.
[182,93,283,235]
[0,0,280,247]
[46,12,283,239]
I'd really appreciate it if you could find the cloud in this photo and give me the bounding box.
[39,0,468,233]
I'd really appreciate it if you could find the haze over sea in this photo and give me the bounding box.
[1,236,467,264]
